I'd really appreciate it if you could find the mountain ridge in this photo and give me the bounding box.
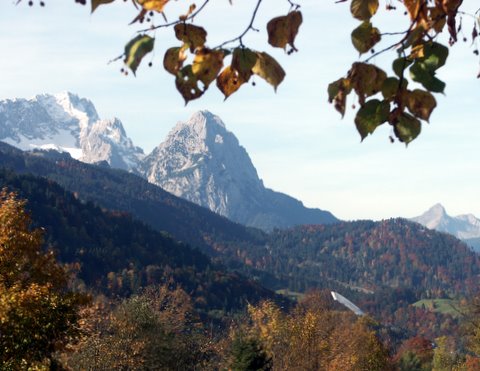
[0,93,338,231]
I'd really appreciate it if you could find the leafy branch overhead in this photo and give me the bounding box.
[21,0,480,144]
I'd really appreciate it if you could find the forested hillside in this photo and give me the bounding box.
[0,168,281,312]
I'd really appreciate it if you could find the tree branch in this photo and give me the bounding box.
[214,0,263,49]
[138,0,210,33]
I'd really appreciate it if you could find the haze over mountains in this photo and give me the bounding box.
[0,92,338,231]
[411,203,480,251]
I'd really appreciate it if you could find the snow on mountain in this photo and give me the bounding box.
[411,204,480,250]
[0,92,143,171]
[139,110,338,231]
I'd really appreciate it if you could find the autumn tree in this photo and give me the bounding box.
[65,283,213,370]
[17,0,480,144]
[0,189,87,369]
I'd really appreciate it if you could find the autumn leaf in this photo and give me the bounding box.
[175,65,204,104]
[406,89,437,121]
[251,52,285,91]
[91,0,115,13]
[354,99,390,140]
[350,0,379,21]
[192,48,224,87]
[124,35,155,75]
[351,21,381,54]
[267,11,303,50]
[381,77,406,100]
[349,62,387,105]
[393,112,421,144]
[135,0,169,12]
[403,0,421,20]
[328,77,352,117]
[174,24,207,52]
[163,46,188,75]
[231,47,257,81]
[216,66,246,99]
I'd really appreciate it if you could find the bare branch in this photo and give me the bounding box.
[214,0,263,49]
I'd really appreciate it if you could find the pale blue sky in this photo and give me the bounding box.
[0,0,479,220]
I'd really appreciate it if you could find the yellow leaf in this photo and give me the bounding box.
[267,11,303,50]
[163,46,187,75]
[403,0,421,19]
[251,52,285,91]
[192,48,224,87]
[350,0,379,21]
[136,0,169,12]
[174,24,207,52]
[216,66,246,99]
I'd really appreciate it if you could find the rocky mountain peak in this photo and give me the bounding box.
[0,92,142,171]
[140,110,338,231]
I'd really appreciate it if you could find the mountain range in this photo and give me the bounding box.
[411,203,480,252]
[0,93,338,231]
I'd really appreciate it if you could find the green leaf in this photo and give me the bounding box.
[350,0,379,21]
[124,35,155,75]
[354,99,390,140]
[251,52,285,91]
[381,77,407,100]
[91,0,115,13]
[351,21,381,54]
[163,46,187,75]
[231,48,257,81]
[406,89,437,121]
[421,42,449,71]
[410,63,445,93]
[394,113,421,144]
[175,65,204,104]
[392,57,413,78]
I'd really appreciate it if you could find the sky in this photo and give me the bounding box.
[0,0,479,221]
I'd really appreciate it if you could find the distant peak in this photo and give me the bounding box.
[428,203,447,214]
[187,110,226,129]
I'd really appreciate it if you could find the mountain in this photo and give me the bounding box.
[0,92,144,171]
[411,204,480,250]
[140,110,338,231]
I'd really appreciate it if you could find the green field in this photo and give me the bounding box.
[413,299,462,318]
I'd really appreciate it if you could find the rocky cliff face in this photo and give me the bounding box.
[140,110,338,231]
[0,92,144,171]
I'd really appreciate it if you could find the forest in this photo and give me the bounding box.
[1,143,480,369]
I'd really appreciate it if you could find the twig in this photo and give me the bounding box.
[287,0,300,10]
[214,0,263,49]
[137,0,210,33]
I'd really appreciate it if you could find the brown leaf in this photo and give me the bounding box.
[348,62,387,105]
[267,11,303,50]
[328,78,352,117]
[91,0,115,13]
[174,24,207,52]
[406,89,437,121]
[216,66,246,99]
